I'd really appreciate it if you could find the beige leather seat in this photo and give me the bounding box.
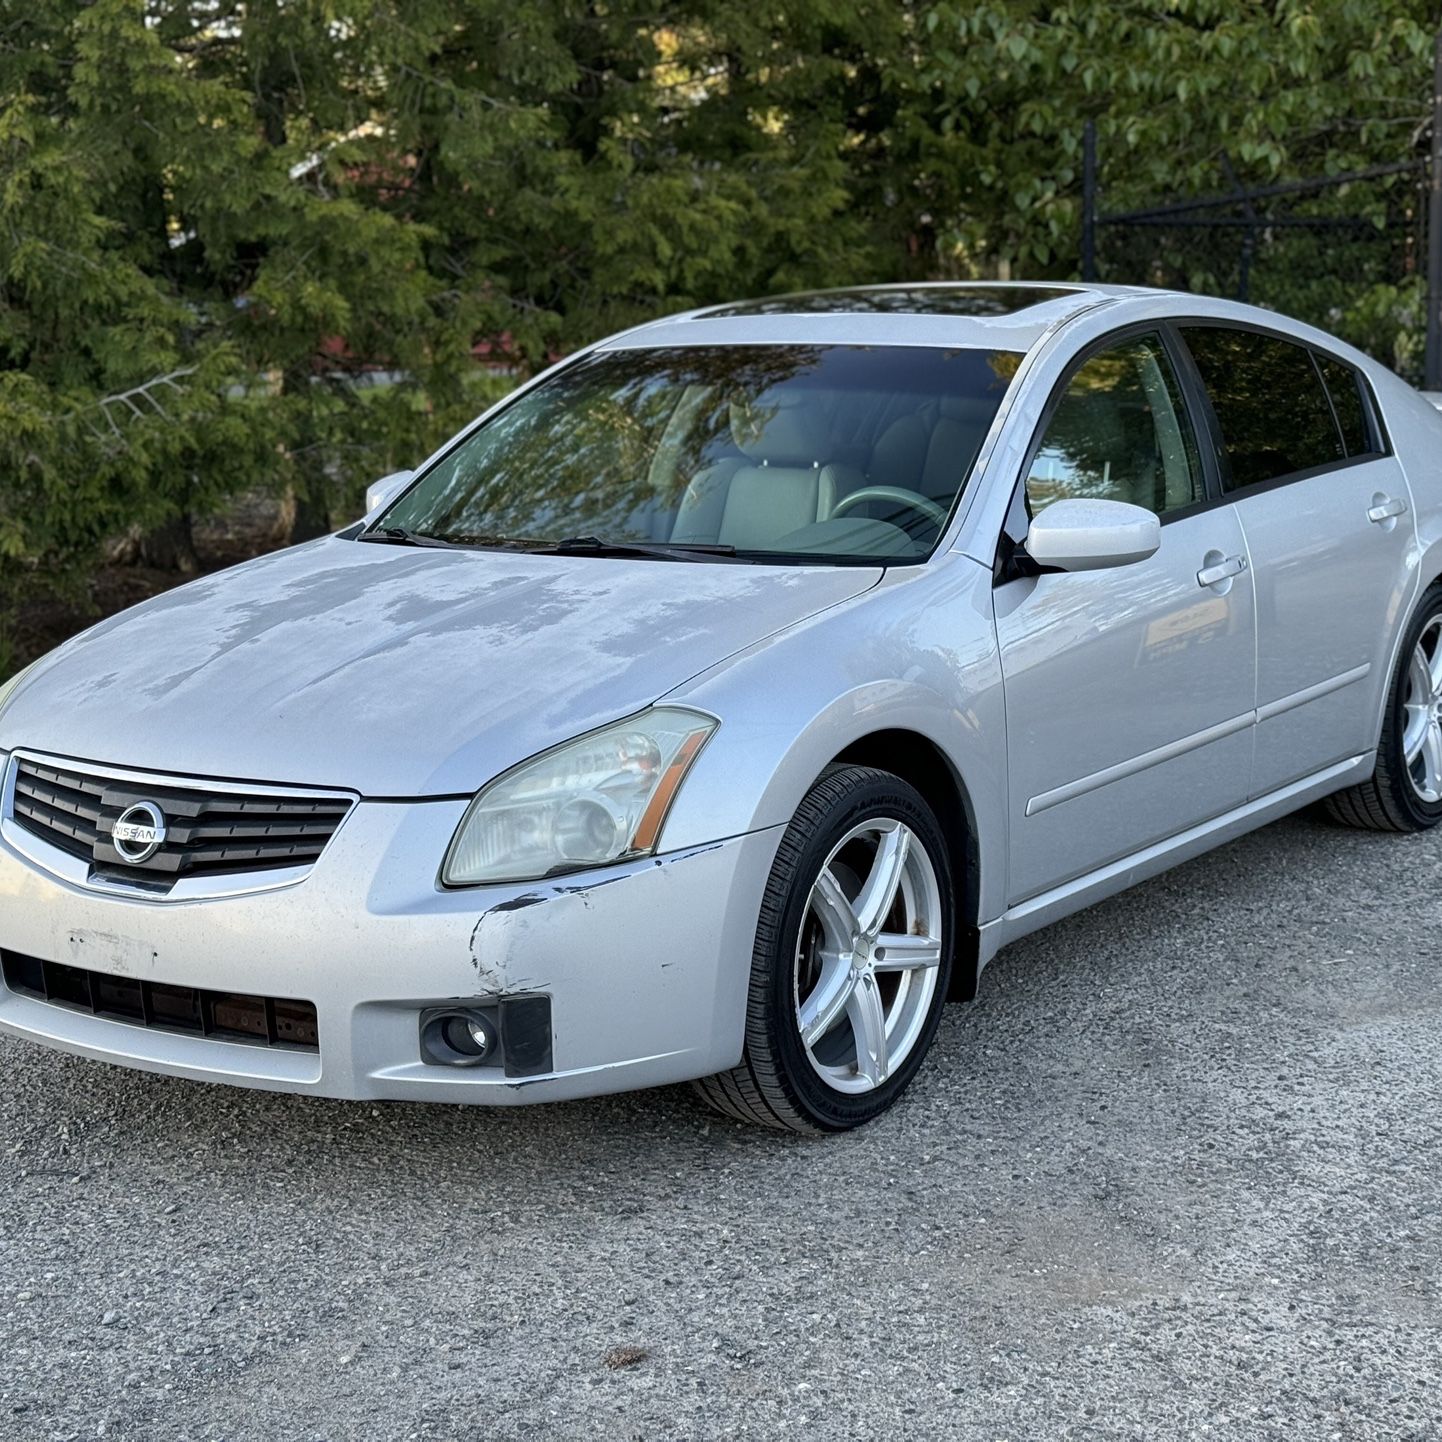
[670,399,848,548]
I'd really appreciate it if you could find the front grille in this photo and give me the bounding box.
[9,757,351,894]
[1,950,319,1051]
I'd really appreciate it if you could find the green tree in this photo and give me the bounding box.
[911,1,1437,363]
[347,2,910,357]
[0,0,472,662]
[0,0,912,667]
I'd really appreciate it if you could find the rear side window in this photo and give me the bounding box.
[1182,326,1344,490]
[1315,354,1375,457]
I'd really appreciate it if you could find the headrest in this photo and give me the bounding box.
[870,414,928,487]
[730,397,827,466]
[936,394,997,424]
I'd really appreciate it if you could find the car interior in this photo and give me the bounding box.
[652,386,999,556]
[374,344,1018,560]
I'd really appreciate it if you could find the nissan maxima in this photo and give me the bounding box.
[2,282,1439,1132]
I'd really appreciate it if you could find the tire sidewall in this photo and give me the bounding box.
[760,770,956,1132]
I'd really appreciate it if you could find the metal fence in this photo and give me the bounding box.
[1078,86,1441,389]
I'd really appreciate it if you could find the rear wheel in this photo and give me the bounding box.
[1326,585,1442,832]
[694,764,955,1133]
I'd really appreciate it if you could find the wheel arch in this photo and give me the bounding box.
[1376,370,1442,737]
[828,728,984,1002]
[658,562,1009,979]
[1413,535,1442,599]
[1369,537,1442,742]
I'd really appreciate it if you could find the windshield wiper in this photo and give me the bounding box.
[357,528,754,561]
[531,536,753,562]
[356,526,461,550]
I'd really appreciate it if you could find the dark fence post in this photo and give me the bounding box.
[1219,152,1257,304]
[1427,27,1442,390]
[1081,119,1097,281]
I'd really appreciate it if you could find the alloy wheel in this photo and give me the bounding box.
[793,817,944,1095]
[1403,615,1442,803]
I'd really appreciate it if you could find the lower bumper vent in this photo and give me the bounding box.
[1,950,318,1051]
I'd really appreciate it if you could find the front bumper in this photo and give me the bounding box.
[0,794,782,1104]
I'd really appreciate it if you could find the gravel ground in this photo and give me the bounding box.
[2,808,1440,1441]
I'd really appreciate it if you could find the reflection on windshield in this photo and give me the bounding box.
[376,344,1021,564]
[1182,327,1346,490]
[1025,337,1202,517]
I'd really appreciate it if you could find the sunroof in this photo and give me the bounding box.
[700,285,1082,319]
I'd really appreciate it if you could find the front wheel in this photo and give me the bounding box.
[694,765,955,1133]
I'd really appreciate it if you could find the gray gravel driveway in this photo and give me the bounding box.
[2,809,1440,1440]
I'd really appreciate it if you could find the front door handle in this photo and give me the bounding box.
[1197,554,1247,588]
[1368,495,1407,524]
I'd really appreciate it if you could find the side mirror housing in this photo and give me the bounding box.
[1024,497,1161,572]
[364,470,414,518]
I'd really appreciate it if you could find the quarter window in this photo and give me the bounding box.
[1182,326,1343,490]
[1315,353,1374,457]
[1025,333,1203,517]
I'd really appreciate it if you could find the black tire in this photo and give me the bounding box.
[1325,582,1442,833]
[693,764,956,1133]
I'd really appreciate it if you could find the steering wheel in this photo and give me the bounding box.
[830,486,950,534]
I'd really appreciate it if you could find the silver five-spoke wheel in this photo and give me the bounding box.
[695,764,955,1131]
[1403,615,1442,803]
[794,817,943,1095]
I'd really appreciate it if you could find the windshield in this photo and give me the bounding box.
[373,344,1021,563]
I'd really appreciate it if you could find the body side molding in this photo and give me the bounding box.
[988,751,1374,970]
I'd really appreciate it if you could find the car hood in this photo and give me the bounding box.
[0,537,880,796]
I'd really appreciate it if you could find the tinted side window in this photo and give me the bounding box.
[1025,333,1203,517]
[1315,354,1373,457]
[1182,326,1343,490]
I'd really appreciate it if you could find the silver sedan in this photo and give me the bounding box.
[2,282,1439,1131]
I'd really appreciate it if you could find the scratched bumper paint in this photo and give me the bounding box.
[0,798,785,1105]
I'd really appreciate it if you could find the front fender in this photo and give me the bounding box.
[657,555,1009,925]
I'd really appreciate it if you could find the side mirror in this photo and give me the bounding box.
[1024,497,1161,572]
[364,470,414,518]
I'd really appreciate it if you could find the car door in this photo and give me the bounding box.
[993,328,1257,904]
[1179,325,1415,796]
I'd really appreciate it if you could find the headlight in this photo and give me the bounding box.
[443,707,717,886]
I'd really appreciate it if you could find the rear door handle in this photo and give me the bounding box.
[1197,554,1247,588]
[1368,496,1407,524]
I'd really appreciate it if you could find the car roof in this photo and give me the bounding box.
[598,281,1158,355]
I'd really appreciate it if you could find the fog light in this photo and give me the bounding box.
[420,1008,500,1068]
[444,1012,497,1060]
